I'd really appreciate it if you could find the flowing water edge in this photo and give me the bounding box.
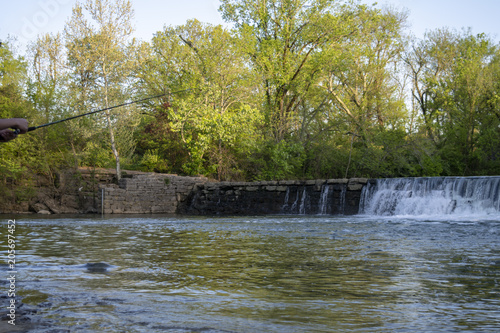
[1,213,499,332]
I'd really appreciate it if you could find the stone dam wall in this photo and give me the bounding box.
[99,175,368,215]
[6,168,368,215]
[100,174,207,214]
[180,178,368,215]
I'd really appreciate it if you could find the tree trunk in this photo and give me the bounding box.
[104,92,121,181]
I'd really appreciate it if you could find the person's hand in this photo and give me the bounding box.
[10,118,28,134]
[0,129,18,142]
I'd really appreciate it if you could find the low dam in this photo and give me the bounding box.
[100,174,500,217]
[99,175,368,215]
[98,175,500,216]
[20,169,500,217]
[182,178,368,215]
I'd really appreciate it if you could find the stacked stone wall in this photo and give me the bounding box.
[100,174,208,214]
[181,178,368,215]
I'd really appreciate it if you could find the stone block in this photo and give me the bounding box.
[349,178,368,184]
[327,179,349,184]
[347,184,364,191]
[279,180,297,185]
[245,186,259,192]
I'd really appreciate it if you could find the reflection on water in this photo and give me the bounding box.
[2,215,500,332]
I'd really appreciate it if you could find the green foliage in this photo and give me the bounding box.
[64,0,136,180]
[352,129,443,178]
[140,149,168,173]
[248,140,306,180]
[82,141,113,168]
[408,28,500,176]
[2,1,500,189]
[221,0,358,142]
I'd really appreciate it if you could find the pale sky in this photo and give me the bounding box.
[1,0,499,52]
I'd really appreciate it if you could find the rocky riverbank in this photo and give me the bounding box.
[0,168,156,215]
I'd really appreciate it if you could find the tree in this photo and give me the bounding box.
[25,33,78,170]
[404,29,458,144]
[135,20,261,180]
[219,0,359,142]
[322,5,408,142]
[407,29,499,175]
[27,33,66,123]
[0,40,40,204]
[64,0,136,180]
[312,5,414,178]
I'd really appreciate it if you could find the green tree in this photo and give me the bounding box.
[322,6,408,140]
[0,40,39,203]
[25,33,77,173]
[220,0,359,142]
[64,0,136,180]
[320,5,414,177]
[136,20,261,180]
[407,29,499,175]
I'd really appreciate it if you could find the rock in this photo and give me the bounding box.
[84,207,98,214]
[348,184,363,191]
[31,202,49,213]
[82,262,114,273]
[39,196,61,214]
[245,186,259,192]
[327,178,349,184]
[350,178,368,184]
[61,194,80,210]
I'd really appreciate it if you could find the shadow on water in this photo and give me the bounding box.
[1,214,500,332]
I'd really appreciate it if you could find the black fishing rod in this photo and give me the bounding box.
[23,88,191,133]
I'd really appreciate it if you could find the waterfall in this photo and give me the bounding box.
[318,185,330,215]
[299,187,307,215]
[290,188,300,213]
[339,184,347,215]
[281,187,290,213]
[360,176,500,216]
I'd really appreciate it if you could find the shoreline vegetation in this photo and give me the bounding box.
[2,0,500,210]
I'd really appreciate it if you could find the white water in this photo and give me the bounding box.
[318,185,329,215]
[290,188,300,213]
[299,187,307,214]
[360,176,500,217]
[339,184,347,215]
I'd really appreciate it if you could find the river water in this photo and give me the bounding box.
[2,214,499,332]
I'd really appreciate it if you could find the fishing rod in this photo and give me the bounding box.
[21,88,191,133]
